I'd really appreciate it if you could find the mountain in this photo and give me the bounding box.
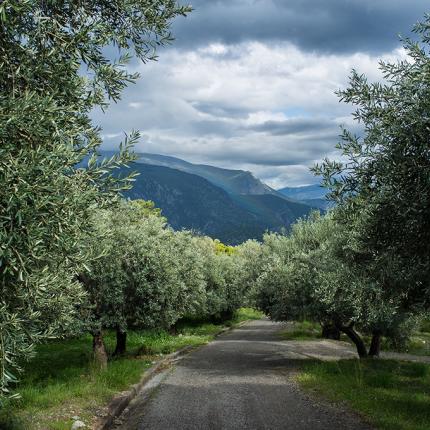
[278,184,332,210]
[278,184,327,200]
[121,162,318,245]
[97,151,322,243]
[234,194,319,226]
[123,163,266,244]
[135,153,281,197]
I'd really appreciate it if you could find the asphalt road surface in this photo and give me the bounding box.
[116,319,372,430]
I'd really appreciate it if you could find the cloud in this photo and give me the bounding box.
[248,117,336,136]
[95,6,411,186]
[171,0,427,54]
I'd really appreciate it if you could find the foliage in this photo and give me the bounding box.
[313,16,430,316]
[130,200,165,220]
[250,15,430,358]
[253,212,415,357]
[84,201,205,337]
[214,240,236,255]
[195,237,248,321]
[0,0,190,399]
[81,200,253,357]
[234,239,265,305]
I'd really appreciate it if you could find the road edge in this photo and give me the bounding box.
[92,319,252,430]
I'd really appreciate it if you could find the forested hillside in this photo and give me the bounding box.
[121,162,317,244]
[123,164,266,244]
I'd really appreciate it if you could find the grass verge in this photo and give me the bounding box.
[404,321,430,356]
[280,320,322,340]
[0,308,263,430]
[298,359,430,430]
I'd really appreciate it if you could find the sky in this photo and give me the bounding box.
[95,0,428,188]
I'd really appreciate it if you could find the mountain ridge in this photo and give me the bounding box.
[135,152,284,198]
[122,163,271,244]
[120,161,319,244]
[100,150,323,244]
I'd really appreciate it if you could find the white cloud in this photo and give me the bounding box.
[95,42,405,186]
[128,102,144,109]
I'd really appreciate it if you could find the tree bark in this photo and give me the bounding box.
[336,322,368,358]
[93,330,108,369]
[114,329,127,356]
[321,323,341,340]
[368,330,382,357]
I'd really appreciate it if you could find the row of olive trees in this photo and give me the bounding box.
[1,0,191,400]
[248,212,421,358]
[244,15,430,358]
[77,199,251,368]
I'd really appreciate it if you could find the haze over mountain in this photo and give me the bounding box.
[278,184,331,210]
[114,152,323,244]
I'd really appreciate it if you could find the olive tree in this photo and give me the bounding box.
[193,237,246,322]
[313,15,430,353]
[0,0,190,397]
[82,200,207,364]
[234,240,265,307]
[255,213,406,358]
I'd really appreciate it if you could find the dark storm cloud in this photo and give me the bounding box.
[173,0,428,53]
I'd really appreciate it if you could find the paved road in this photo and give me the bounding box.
[117,319,372,430]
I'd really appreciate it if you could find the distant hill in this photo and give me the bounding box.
[278,184,326,200]
[122,163,266,244]
[120,162,319,244]
[235,194,319,226]
[135,153,282,197]
[278,184,332,210]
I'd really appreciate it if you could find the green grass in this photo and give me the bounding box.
[229,307,264,324]
[401,320,430,356]
[298,359,430,430]
[0,308,262,430]
[406,332,430,356]
[280,320,322,340]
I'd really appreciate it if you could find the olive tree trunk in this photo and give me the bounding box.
[336,322,368,358]
[114,329,127,356]
[368,330,382,357]
[92,330,108,369]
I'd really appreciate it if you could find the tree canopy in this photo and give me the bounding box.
[313,16,430,312]
[0,0,190,398]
